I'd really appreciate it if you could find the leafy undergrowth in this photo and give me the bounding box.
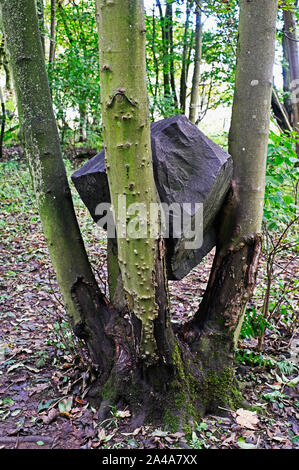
[0,153,298,450]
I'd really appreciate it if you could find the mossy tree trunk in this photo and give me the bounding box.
[0,0,115,377]
[182,0,278,406]
[93,0,207,426]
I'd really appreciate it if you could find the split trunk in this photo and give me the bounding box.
[2,0,278,429]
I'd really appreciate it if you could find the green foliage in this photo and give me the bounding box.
[48,0,102,149]
[200,0,239,110]
[187,430,205,449]
[236,349,275,369]
[240,307,270,340]
[264,129,299,231]
[276,360,298,376]
[239,129,298,346]
[2,97,19,145]
[144,0,240,119]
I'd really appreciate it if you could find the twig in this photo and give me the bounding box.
[47,271,65,308]
[0,435,54,444]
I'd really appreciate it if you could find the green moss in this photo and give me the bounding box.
[182,424,193,440]
[172,342,186,382]
[200,367,243,411]
[162,342,202,432]
[101,377,119,402]
[163,410,179,433]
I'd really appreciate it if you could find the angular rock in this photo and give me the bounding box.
[71,115,233,280]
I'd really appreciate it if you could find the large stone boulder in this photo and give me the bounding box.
[71,115,233,280]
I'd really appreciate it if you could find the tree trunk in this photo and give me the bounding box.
[0,0,114,377]
[271,88,293,133]
[165,1,178,109]
[96,0,174,363]
[156,0,171,100]
[0,86,5,159]
[183,0,278,390]
[0,37,11,90]
[36,0,45,56]
[283,3,299,151]
[49,0,56,64]
[151,6,159,99]
[189,0,203,124]
[94,0,204,424]
[282,33,293,123]
[179,1,191,113]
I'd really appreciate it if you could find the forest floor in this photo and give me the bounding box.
[0,150,298,450]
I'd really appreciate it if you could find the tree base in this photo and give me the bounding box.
[86,330,244,431]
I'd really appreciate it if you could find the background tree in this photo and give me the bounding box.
[189,0,202,123]
[282,0,299,151]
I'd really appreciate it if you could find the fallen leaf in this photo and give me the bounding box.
[116,410,131,419]
[170,432,185,439]
[151,429,168,437]
[98,428,106,443]
[236,409,259,430]
[7,362,25,373]
[75,397,86,405]
[58,397,73,413]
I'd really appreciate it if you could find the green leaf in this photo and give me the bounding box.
[128,439,138,448]
[197,422,208,431]
[37,398,57,413]
[58,397,73,413]
[238,438,257,449]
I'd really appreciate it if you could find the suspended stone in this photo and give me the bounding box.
[71,115,233,280]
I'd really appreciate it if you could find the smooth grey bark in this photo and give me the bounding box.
[185,0,278,376]
[49,0,56,64]
[189,0,203,123]
[283,3,299,150]
[179,1,191,113]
